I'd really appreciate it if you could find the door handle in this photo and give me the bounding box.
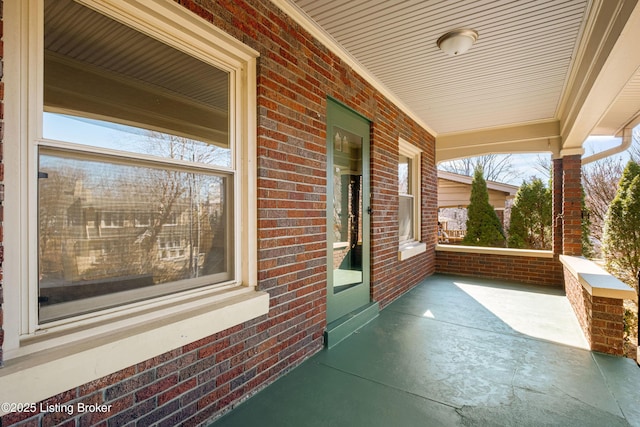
[367,206,373,215]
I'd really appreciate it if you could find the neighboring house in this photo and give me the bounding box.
[437,171,519,240]
[1,1,639,426]
[437,170,519,212]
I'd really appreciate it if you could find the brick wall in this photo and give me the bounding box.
[369,104,437,307]
[1,0,436,425]
[435,250,563,287]
[591,296,625,355]
[332,245,349,269]
[563,267,625,356]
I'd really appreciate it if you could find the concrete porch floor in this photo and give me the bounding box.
[211,274,640,427]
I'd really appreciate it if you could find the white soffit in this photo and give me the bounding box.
[591,70,640,136]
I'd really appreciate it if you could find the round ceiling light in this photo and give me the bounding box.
[437,29,479,56]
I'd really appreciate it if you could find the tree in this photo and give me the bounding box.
[581,188,594,259]
[507,205,527,248]
[462,167,506,247]
[507,178,551,249]
[582,155,625,242]
[584,127,640,244]
[602,160,640,286]
[438,154,520,183]
[532,154,552,181]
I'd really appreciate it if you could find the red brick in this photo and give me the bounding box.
[158,377,198,406]
[136,374,179,402]
[78,366,137,397]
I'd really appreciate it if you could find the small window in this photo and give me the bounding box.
[398,140,421,244]
[398,154,414,242]
[398,139,425,260]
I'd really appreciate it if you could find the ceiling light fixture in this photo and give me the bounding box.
[437,29,479,56]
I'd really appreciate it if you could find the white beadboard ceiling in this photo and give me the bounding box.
[42,0,640,155]
[293,0,586,134]
[290,0,640,149]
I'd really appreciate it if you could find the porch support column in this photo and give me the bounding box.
[552,158,563,256]
[561,154,582,256]
[559,155,631,356]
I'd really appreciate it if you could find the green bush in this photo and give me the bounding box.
[462,167,506,247]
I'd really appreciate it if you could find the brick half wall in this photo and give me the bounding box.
[563,266,626,356]
[435,246,563,287]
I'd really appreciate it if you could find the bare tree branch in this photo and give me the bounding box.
[438,154,520,183]
[583,156,624,241]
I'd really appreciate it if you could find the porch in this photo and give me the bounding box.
[212,274,640,427]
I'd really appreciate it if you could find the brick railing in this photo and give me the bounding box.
[435,245,563,287]
[560,255,637,356]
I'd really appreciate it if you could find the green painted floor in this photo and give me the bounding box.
[211,274,640,427]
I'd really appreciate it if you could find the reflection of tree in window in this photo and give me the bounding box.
[39,165,87,280]
[38,134,231,311]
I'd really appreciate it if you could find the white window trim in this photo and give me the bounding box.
[398,138,426,261]
[2,0,267,410]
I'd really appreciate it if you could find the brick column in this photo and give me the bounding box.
[562,155,582,256]
[552,158,563,256]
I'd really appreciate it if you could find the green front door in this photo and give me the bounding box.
[326,99,371,324]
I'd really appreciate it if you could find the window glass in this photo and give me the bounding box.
[38,151,233,322]
[43,113,232,168]
[43,0,230,166]
[399,154,414,242]
[399,155,411,194]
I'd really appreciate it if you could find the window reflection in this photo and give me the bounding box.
[332,127,363,293]
[399,155,410,194]
[399,195,414,242]
[38,151,232,322]
[43,113,232,168]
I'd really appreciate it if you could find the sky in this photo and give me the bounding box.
[442,125,639,186]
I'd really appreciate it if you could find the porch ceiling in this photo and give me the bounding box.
[280,0,640,162]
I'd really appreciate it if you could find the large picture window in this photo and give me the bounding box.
[4,0,262,358]
[4,0,264,402]
[36,0,235,322]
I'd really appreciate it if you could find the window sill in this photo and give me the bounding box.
[398,241,427,261]
[0,287,269,415]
